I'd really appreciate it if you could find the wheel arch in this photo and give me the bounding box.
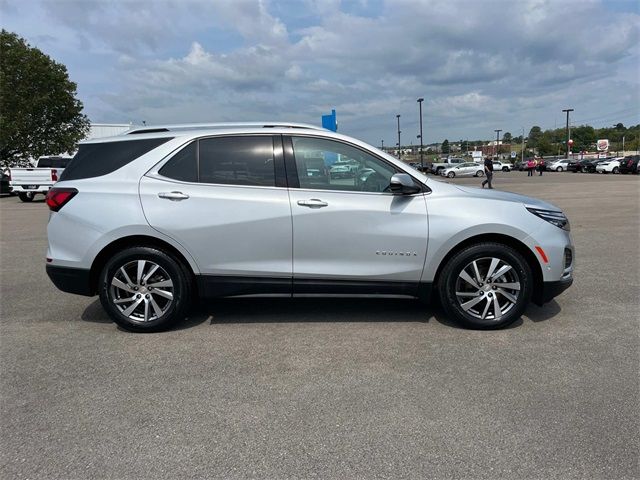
[89,235,197,296]
[431,233,543,304]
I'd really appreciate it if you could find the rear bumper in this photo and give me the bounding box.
[46,264,93,296]
[534,277,573,306]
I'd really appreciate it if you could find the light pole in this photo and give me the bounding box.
[494,129,502,158]
[562,108,574,159]
[521,127,526,165]
[396,114,401,159]
[381,139,384,150]
[417,98,424,170]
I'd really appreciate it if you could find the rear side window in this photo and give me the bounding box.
[158,142,197,182]
[199,136,275,186]
[159,136,275,187]
[60,138,173,181]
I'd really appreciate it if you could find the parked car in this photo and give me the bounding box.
[1,170,11,194]
[583,159,609,173]
[567,158,594,173]
[491,161,513,172]
[45,122,574,332]
[595,157,623,174]
[9,156,71,202]
[430,157,465,175]
[546,159,570,172]
[440,162,484,178]
[618,155,639,174]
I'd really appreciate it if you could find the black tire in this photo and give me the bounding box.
[447,171,455,178]
[475,170,484,177]
[556,167,563,172]
[18,192,34,202]
[612,167,619,174]
[99,246,193,332]
[437,242,533,329]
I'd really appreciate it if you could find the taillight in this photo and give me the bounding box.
[45,188,77,212]
[51,169,58,182]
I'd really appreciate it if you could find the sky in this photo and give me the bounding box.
[2,0,639,146]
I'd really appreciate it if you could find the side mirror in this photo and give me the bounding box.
[389,173,421,195]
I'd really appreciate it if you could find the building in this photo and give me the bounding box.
[87,123,134,140]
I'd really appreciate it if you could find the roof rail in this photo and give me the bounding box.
[126,122,326,135]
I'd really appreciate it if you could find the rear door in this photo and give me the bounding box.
[140,135,293,289]
[284,135,428,292]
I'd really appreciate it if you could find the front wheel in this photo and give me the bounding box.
[502,167,509,172]
[475,170,484,177]
[612,167,619,174]
[447,171,455,178]
[18,192,35,202]
[437,243,532,329]
[99,246,193,332]
[556,167,563,172]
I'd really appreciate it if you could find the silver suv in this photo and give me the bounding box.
[45,122,574,332]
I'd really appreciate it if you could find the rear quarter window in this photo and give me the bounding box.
[60,138,173,181]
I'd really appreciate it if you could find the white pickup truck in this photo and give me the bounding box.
[9,156,71,202]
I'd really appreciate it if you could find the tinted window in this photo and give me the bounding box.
[198,136,275,186]
[158,142,197,183]
[292,137,398,193]
[38,157,69,168]
[60,138,173,181]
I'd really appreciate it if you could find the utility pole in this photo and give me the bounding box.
[521,127,526,165]
[381,139,384,150]
[622,135,625,156]
[494,129,502,158]
[396,114,401,159]
[417,98,424,170]
[562,108,574,159]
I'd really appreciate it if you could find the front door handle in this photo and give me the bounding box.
[297,199,328,208]
[158,191,190,201]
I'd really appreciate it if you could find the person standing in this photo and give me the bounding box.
[482,156,494,189]
[526,158,536,176]
[538,158,545,176]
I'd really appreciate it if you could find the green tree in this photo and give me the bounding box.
[441,139,450,154]
[527,126,543,149]
[502,132,512,143]
[0,30,90,166]
[460,140,469,152]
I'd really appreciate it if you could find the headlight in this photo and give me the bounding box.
[526,207,570,231]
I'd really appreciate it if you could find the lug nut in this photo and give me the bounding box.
[488,293,493,297]
[145,294,150,299]
[136,293,141,298]
[492,285,497,290]
[134,286,138,291]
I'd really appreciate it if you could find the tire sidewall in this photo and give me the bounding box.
[99,247,190,332]
[438,243,533,329]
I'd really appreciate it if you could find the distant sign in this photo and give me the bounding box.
[597,139,609,151]
[471,151,482,160]
[510,151,517,159]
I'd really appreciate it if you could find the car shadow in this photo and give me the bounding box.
[81,297,563,331]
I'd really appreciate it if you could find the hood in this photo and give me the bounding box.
[452,185,562,211]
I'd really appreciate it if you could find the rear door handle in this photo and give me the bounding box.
[297,199,328,208]
[158,191,189,201]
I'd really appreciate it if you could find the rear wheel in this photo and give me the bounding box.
[475,170,484,177]
[18,192,34,202]
[502,167,509,172]
[612,167,619,174]
[438,243,532,329]
[99,246,192,332]
[447,171,455,178]
[556,166,563,172]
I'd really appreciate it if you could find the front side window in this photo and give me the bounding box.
[291,136,397,192]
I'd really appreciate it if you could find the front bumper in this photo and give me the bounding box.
[46,264,93,296]
[534,277,573,306]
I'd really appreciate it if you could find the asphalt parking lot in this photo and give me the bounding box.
[1,171,638,479]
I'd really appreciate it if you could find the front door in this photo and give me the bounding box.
[285,135,428,292]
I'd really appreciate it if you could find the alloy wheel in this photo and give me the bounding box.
[454,257,521,321]
[109,260,174,323]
